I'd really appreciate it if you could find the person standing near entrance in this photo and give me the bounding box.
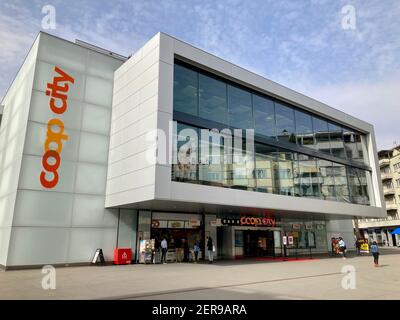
[161,237,168,264]
[338,237,347,259]
[175,237,183,263]
[193,240,200,263]
[207,236,214,264]
[370,241,380,267]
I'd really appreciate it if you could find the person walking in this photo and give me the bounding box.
[193,240,200,263]
[370,241,380,267]
[183,238,189,262]
[207,236,214,264]
[338,237,347,259]
[161,237,168,264]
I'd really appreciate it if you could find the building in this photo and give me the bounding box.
[0,32,386,269]
[357,146,400,246]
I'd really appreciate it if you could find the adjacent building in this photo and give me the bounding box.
[0,32,386,269]
[357,146,400,246]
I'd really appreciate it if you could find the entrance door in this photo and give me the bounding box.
[243,230,274,257]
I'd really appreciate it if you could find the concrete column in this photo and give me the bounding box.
[325,219,355,251]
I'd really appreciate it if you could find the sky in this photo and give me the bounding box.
[0,0,399,150]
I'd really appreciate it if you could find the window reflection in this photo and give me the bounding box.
[347,167,370,205]
[199,74,228,125]
[254,143,277,193]
[275,103,296,144]
[228,85,253,129]
[173,64,198,116]
[328,122,346,159]
[276,151,295,196]
[295,110,314,148]
[253,94,276,139]
[313,117,331,155]
[296,154,320,198]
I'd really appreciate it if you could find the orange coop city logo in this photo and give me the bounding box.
[40,66,75,189]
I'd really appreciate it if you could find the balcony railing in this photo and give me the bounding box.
[379,158,390,167]
[381,172,393,181]
[385,203,398,211]
[383,188,395,196]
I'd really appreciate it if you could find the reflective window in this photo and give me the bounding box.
[228,138,255,191]
[295,110,314,148]
[313,117,331,155]
[254,144,278,193]
[347,167,370,205]
[318,160,336,201]
[295,154,320,198]
[198,129,229,187]
[172,123,198,182]
[199,74,228,125]
[328,122,346,159]
[333,163,350,202]
[276,151,295,196]
[228,85,253,129]
[173,64,198,116]
[253,94,276,138]
[275,103,295,144]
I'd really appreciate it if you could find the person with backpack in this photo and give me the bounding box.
[338,237,347,259]
[370,241,380,267]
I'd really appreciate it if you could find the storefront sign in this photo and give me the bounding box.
[305,223,313,230]
[221,216,276,227]
[282,236,288,245]
[240,216,276,227]
[288,236,294,245]
[292,223,301,230]
[168,221,184,228]
[40,66,75,188]
[189,219,201,227]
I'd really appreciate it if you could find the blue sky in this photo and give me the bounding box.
[0,0,399,149]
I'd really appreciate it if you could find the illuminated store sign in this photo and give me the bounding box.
[221,216,276,227]
[40,66,74,188]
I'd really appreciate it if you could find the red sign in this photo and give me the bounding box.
[114,248,132,265]
[40,66,75,188]
[240,216,276,227]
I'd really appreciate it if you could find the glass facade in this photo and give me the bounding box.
[172,61,371,205]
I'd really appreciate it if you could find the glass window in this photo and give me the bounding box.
[253,94,276,139]
[198,128,229,187]
[254,144,278,193]
[295,154,320,198]
[199,74,228,125]
[313,117,331,155]
[275,102,295,144]
[347,167,370,205]
[333,163,350,202]
[276,151,295,196]
[343,128,366,164]
[328,122,346,159]
[295,110,314,148]
[228,85,253,129]
[173,64,198,116]
[172,123,198,182]
[318,160,336,201]
[228,137,255,191]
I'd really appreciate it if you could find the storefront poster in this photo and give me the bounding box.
[288,236,294,245]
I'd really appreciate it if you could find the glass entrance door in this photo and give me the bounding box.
[243,230,275,257]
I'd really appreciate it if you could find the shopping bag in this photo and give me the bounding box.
[212,245,216,252]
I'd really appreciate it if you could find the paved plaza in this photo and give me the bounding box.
[1,248,399,300]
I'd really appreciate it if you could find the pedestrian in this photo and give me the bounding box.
[370,241,380,267]
[207,236,214,263]
[338,237,347,259]
[183,238,189,262]
[175,237,182,262]
[193,240,200,263]
[355,239,361,256]
[161,237,168,264]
